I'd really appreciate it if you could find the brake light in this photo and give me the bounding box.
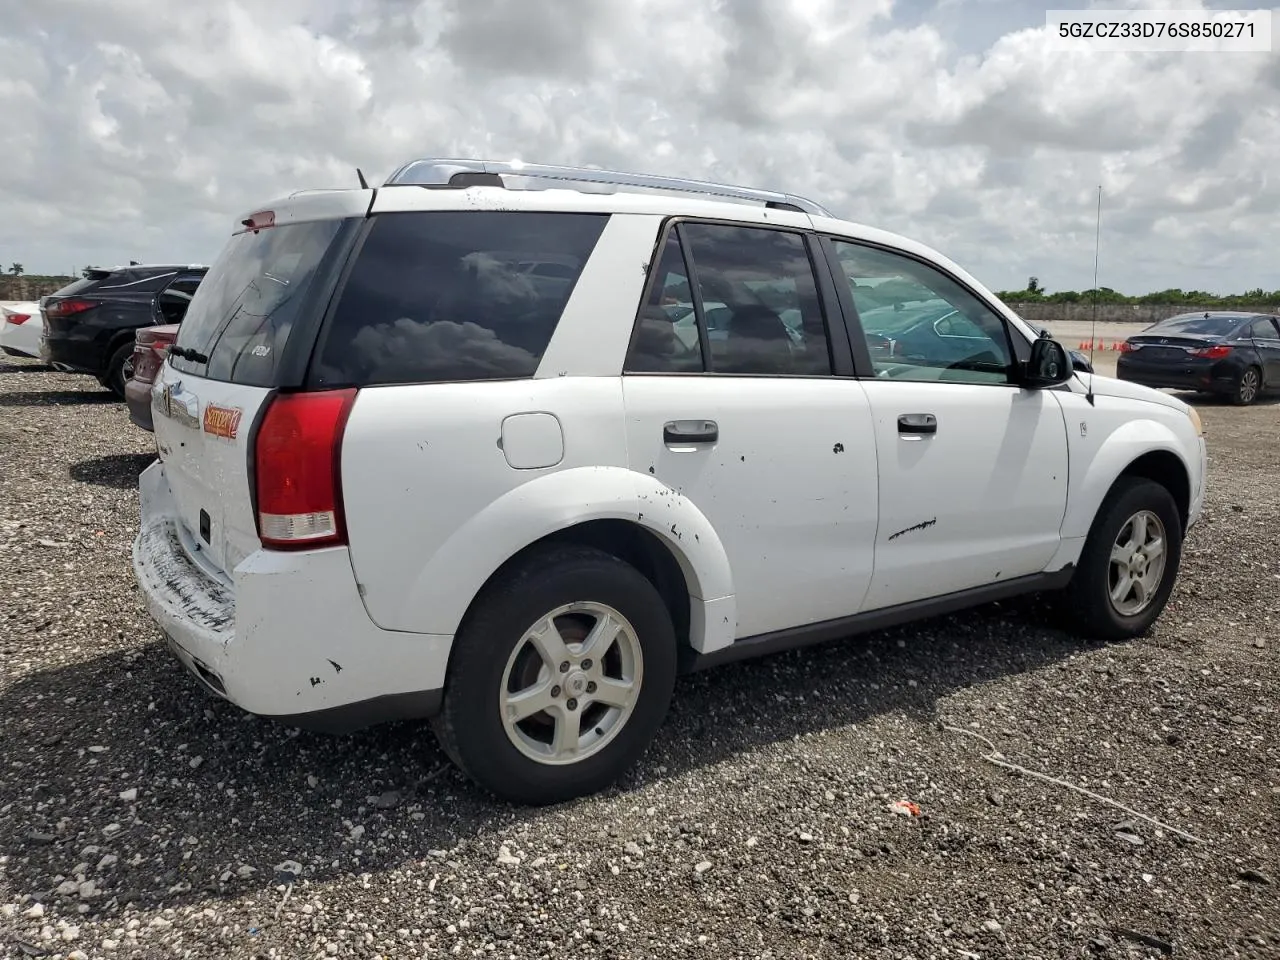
[1118,341,1136,353]
[45,298,96,318]
[253,389,357,550]
[3,312,30,325]
[1190,345,1232,360]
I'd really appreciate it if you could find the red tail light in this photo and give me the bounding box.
[253,389,357,550]
[1118,341,1136,353]
[3,312,31,325]
[45,298,97,318]
[1190,345,1232,360]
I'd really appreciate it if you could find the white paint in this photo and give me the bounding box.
[0,300,44,358]
[131,183,1209,729]
[500,412,564,470]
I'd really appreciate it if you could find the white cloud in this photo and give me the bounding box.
[1,0,1277,294]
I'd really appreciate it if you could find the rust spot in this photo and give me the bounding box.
[833,443,845,454]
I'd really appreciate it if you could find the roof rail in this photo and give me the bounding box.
[382,158,833,217]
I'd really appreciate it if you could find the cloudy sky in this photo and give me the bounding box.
[2,0,1277,294]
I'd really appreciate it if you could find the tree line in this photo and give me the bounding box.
[996,276,1279,307]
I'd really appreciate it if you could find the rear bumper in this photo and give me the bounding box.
[1,321,43,359]
[125,377,155,431]
[1116,358,1235,392]
[132,461,451,732]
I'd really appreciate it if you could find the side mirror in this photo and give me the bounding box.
[1024,337,1073,388]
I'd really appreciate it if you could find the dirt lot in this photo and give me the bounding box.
[1,356,1276,960]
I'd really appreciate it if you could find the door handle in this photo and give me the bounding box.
[663,419,719,445]
[898,413,937,437]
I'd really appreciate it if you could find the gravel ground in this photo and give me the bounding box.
[1,356,1276,960]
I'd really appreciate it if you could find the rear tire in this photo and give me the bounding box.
[1231,366,1261,406]
[1066,477,1183,641]
[433,544,677,805]
[102,343,134,400]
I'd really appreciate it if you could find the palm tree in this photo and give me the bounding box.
[9,263,23,277]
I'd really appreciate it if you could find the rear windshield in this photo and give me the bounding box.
[1149,315,1242,336]
[170,220,346,385]
[311,211,608,387]
[49,276,101,298]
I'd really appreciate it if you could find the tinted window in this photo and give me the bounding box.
[171,219,346,385]
[313,212,607,386]
[1248,318,1280,340]
[1150,314,1242,336]
[625,233,703,373]
[625,223,833,376]
[98,269,179,293]
[835,241,1012,384]
[157,274,205,323]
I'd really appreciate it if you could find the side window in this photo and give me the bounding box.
[833,240,1013,384]
[625,233,703,373]
[625,222,833,376]
[1248,318,1279,340]
[156,274,203,324]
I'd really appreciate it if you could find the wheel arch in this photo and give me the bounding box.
[397,466,737,655]
[1063,423,1194,541]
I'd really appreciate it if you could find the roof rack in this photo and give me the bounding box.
[382,158,833,217]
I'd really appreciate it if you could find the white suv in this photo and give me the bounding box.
[133,159,1208,804]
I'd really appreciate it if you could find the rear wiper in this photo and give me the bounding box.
[170,345,209,364]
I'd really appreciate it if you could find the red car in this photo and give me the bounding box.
[125,324,179,431]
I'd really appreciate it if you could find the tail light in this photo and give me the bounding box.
[253,389,357,550]
[1190,345,1232,360]
[3,312,31,325]
[1118,341,1136,353]
[130,336,173,384]
[45,298,97,319]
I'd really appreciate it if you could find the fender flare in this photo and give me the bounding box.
[398,466,737,651]
[1062,419,1193,541]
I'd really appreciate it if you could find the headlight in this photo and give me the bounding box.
[1186,405,1203,438]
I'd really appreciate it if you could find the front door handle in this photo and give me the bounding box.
[664,419,719,445]
[898,413,937,437]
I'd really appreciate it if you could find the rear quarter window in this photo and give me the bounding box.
[310,211,608,387]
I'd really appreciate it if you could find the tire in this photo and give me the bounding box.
[433,544,677,805]
[102,343,134,400]
[1066,477,1183,641]
[1231,366,1261,406]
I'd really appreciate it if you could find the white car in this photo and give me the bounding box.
[133,159,1208,804]
[1,301,43,359]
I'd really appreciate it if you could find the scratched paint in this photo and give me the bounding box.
[887,518,938,542]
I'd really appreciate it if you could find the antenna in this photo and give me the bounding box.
[356,168,370,190]
[1086,185,1102,406]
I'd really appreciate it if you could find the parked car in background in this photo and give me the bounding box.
[1117,312,1280,405]
[125,324,179,431]
[0,301,43,359]
[132,158,1206,805]
[40,264,207,398]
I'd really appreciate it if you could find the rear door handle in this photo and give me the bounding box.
[664,419,719,445]
[898,413,937,437]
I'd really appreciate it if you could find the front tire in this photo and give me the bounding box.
[1067,477,1183,641]
[433,545,677,805]
[1232,366,1261,406]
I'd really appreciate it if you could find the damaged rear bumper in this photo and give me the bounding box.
[132,461,452,732]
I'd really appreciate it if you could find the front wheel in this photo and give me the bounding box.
[433,545,677,805]
[1066,477,1183,641]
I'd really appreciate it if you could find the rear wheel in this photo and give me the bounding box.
[1232,366,1261,406]
[101,343,134,400]
[433,545,677,805]
[1067,477,1183,640]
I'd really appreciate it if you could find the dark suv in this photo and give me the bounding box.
[40,264,208,398]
